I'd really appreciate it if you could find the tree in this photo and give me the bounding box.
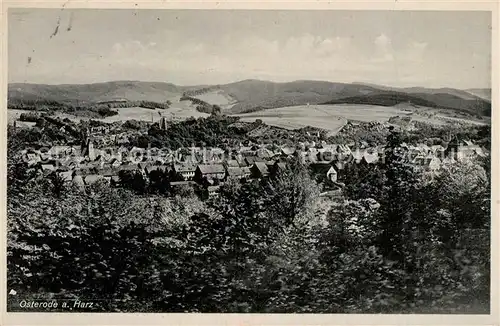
[7,183,165,312]
[212,105,222,116]
[261,158,320,228]
[49,172,66,198]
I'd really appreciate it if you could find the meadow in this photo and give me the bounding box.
[193,90,236,109]
[43,97,211,123]
[235,104,449,132]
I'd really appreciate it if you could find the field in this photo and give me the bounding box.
[48,96,210,123]
[99,97,210,123]
[7,109,37,128]
[8,109,34,123]
[8,96,488,134]
[235,104,454,134]
[193,91,237,110]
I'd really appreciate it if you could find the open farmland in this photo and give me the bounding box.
[7,109,37,128]
[101,97,210,122]
[235,104,455,134]
[50,96,210,123]
[193,90,237,110]
[8,109,36,123]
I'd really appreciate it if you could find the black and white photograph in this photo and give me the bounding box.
[4,3,496,319]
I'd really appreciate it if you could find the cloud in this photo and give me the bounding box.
[14,31,436,86]
[371,33,394,63]
[404,41,428,62]
[374,33,391,48]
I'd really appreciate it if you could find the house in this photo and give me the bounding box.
[207,185,220,197]
[281,146,296,156]
[427,157,442,171]
[348,149,364,164]
[209,148,225,161]
[224,160,240,168]
[195,164,226,181]
[23,151,41,166]
[150,155,166,165]
[110,175,121,186]
[431,144,445,155]
[361,151,379,164]
[463,140,474,147]
[225,167,246,179]
[457,145,483,161]
[72,175,85,190]
[107,158,122,168]
[474,146,487,158]
[336,144,352,160]
[84,174,105,185]
[411,155,441,171]
[326,166,338,183]
[156,165,172,174]
[245,156,264,166]
[119,164,139,172]
[269,161,287,176]
[316,150,335,163]
[251,162,270,178]
[48,146,72,157]
[173,163,197,180]
[310,163,338,183]
[144,165,159,175]
[334,161,346,171]
[170,180,197,190]
[40,164,56,174]
[57,170,74,183]
[236,156,248,167]
[98,167,118,178]
[265,160,276,169]
[256,148,273,159]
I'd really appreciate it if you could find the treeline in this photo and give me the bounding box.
[8,98,171,114]
[19,113,42,123]
[8,98,69,111]
[132,115,244,149]
[180,95,221,114]
[180,95,210,106]
[129,116,322,150]
[182,86,221,97]
[323,93,438,108]
[322,92,491,117]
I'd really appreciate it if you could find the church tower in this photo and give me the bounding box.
[159,116,168,130]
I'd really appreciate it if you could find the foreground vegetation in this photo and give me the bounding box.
[7,126,490,313]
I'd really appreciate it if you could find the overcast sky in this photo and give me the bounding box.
[9,9,492,89]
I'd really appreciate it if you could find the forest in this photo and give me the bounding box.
[6,126,491,313]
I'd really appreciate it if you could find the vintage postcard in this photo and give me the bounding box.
[1,0,498,325]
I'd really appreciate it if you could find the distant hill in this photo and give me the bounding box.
[8,81,183,105]
[220,80,490,117]
[322,91,491,116]
[353,82,487,101]
[8,79,491,117]
[219,79,381,113]
[465,88,491,101]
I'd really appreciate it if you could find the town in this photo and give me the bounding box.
[12,112,489,199]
